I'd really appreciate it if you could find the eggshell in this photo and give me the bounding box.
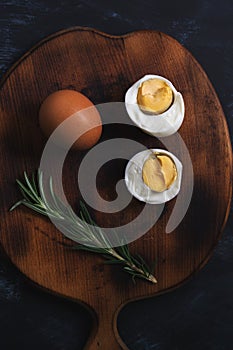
[39,90,102,150]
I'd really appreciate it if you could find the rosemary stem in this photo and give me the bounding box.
[108,248,157,284]
[11,171,158,285]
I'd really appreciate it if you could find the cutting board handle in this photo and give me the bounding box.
[84,305,125,350]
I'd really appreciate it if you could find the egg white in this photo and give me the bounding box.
[125,74,185,137]
[125,149,182,204]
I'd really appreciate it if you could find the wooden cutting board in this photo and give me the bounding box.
[0,27,232,350]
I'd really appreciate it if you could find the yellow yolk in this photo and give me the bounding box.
[142,153,177,192]
[137,78,173,114]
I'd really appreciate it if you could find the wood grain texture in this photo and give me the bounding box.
[0,27,232,349]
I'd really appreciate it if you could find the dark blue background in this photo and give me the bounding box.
[0,1,233,349]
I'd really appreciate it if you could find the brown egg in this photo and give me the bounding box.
[39,90,102,150]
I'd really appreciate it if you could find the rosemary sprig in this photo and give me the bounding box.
[10,171,157,284]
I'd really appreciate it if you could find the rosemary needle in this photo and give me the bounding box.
[10,170,157,284]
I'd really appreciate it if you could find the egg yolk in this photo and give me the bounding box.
[142,153,177,192]
[137,78,173,114]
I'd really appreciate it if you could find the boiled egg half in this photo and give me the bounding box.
[125,149,182,204]
[125,75,185,137]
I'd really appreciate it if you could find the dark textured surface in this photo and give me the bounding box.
[0,1,232,349]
